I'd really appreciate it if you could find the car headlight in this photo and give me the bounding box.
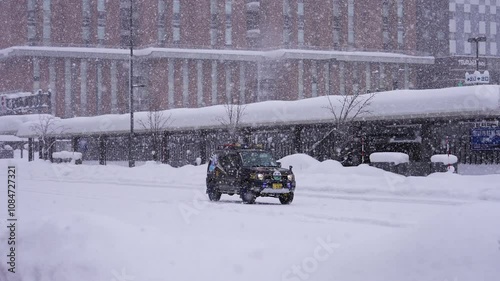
[257,173,264,181]
[287,174,294,181]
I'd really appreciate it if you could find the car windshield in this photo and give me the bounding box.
[240,151,278,167]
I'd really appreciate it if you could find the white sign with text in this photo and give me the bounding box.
[465,70,490,84]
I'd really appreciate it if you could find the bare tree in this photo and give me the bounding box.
[217,100,247,142]
[309,91,375,163]
[30,115,66,160]
[138,108,172,161]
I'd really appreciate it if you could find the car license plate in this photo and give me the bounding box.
[272,183,282,189]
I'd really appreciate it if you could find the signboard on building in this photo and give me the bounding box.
[465,71,490,84]
[471,127,500,150]
[457,58,487,68]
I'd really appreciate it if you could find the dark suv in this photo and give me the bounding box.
[206,144,296,204]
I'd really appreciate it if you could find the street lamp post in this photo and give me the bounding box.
[128,0,146,168]
[128,0,136,168]
[467,36,487,72]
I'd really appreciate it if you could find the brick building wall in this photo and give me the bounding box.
[1,0,440,118]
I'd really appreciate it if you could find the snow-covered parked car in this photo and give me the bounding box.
[206,143,296,204]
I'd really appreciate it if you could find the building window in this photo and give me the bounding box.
[449,2,456,12]
[491,22,497,35]
[397,0,404,49]
[97,0,106,46]
[173,0,180,44]
[42,0,51,45]
[464,4,471,13]
[449,19,456,33]
[479,21,486,34]
[298,0,304,46]
[158,0,166,45]
[479,4,486,14]
[210,0,218,46]
[247,0,260,48]
[333,0,340,48]
[283,0,291,46]
[449,39,457,54]
[382,0,390,49]
[225,0,232,46]
[464,20,471,33]
[464,41,472,54]
[27,0,36,45]
[491,42,498,55]
[347,0,355,46]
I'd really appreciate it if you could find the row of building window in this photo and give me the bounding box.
[26,0,411,50]
[29,58,410,117]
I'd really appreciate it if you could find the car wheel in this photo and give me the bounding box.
[207,188,222,202]
[279,192,294,205]
[241,190,256,204]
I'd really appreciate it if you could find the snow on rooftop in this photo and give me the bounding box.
[0,114,54,134]
[0,135,28,142]
[0,91,34,98]
[12,85,500,138]
[1,45,433,64]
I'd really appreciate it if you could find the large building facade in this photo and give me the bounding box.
[0,0,497,118]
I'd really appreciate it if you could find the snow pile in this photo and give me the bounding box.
[52,151,83,160]
[370,152,410,164]
[279,153,320,172]
[431,154,458,164]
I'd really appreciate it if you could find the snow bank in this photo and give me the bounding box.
[431,154,458,164]
[369,152,410,164]
[6,152,500,201]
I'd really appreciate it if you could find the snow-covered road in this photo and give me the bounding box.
[1,156,500,281]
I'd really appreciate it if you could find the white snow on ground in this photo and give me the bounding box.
[0,154,500,281]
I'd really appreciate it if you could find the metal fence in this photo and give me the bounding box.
[56,117,500,166]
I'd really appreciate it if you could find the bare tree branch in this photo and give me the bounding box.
[29,115,67,160]
[217,99,247,142]
[309,91,375,163]
[138,108,173,161]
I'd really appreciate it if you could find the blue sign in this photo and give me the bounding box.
[471,127,500,150]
